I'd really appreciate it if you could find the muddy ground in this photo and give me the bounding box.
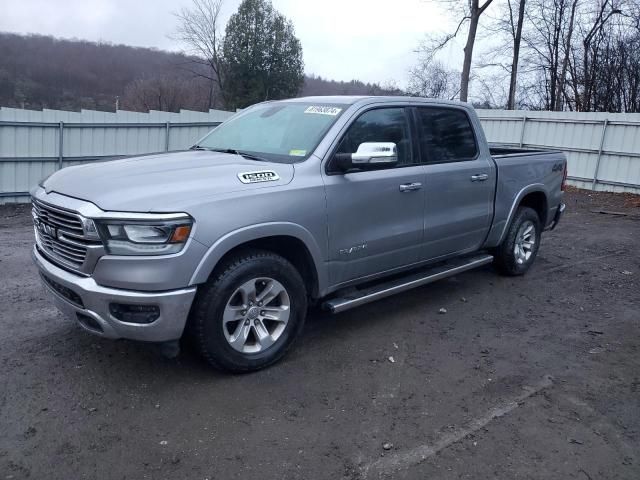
[0,188,638,479]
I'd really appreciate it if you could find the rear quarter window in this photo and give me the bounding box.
[415,107,478,163]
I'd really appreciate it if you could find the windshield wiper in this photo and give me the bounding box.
[207,148,269,162]
[190,145,208,150]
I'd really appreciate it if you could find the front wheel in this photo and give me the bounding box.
[493,207,541,276]
[190,250,307,372]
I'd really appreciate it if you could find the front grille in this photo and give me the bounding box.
[32,198,84,232]
[32,198,99,271]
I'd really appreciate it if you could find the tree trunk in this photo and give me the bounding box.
[555,0,578,111]
[507,0,526,110]
[207,80,214,109]
[460,0,493,103]
[460,3,479,103]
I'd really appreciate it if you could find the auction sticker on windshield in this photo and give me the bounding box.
[304,106,342,116]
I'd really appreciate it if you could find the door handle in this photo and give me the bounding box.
[399,182,422,192]
[470,174,489,182]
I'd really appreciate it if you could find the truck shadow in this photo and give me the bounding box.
[37,264,501,386]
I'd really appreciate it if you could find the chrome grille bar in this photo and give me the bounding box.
[37,236,84,267]
[32,197,99,271]
[32,199,84,232]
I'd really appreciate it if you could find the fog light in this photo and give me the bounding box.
[77,313,102,332]
[109,303,160,324]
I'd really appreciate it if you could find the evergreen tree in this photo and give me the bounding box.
[222,0,304,109]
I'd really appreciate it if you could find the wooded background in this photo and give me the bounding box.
[0,32,398,113]
[1,0,638,113]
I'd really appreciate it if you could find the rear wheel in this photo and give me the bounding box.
[190,250,307,372]
[493,207,541,276]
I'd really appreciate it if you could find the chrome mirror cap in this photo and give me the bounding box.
[351,142,398,165]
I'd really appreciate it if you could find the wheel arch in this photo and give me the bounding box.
[190,223,326,299]
[491,184,549,247]
[518,190,549,227]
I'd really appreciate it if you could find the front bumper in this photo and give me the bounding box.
[32,246,197,342]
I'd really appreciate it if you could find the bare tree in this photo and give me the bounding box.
[520,0,631,111]
[173,0,226,108]
[573,0,624,111]
[506,0,526,109]
[476,71,509,107]
[554,0,579,110]
[461,0,496,101]
[521,0,581,110]
[471,0,528,108]
[407,59,460,99]
[417,0,640,111]
[121,75,209,112]
[420,0,495,102]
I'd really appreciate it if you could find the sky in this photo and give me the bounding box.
[0,0,463,87]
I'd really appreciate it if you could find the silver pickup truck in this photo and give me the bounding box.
[31,96,566,372]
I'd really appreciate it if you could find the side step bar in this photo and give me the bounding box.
[323,254,494,314]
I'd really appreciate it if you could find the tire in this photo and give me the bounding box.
[190,249,307,373]
[493,207,541,276]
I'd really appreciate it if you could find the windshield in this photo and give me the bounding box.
[196,102,347,163]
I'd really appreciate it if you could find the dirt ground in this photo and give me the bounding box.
[0,188,638,480]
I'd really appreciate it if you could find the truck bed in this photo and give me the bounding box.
[489,144,562,158]
[484,144,566,248]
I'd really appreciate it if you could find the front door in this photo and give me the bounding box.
[323,107,425,286]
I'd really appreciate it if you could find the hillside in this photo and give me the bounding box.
[0,33,400,112]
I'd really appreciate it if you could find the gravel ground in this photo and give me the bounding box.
[0,188,638,480]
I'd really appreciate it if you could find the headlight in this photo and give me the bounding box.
[96,219,193,256]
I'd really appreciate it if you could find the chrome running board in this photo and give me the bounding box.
[323,254,494,314]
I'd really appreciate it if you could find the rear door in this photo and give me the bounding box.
[323,107,426,285]
[414,106,495,260]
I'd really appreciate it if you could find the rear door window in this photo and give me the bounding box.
[415,107,478,163]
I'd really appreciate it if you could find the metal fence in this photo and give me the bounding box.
[476,109,640,194]
[0,107,234,203]
[1,106,639,204]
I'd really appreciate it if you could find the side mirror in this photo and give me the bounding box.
[334,142,398,171]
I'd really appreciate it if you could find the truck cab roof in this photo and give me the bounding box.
[283,95,473,110]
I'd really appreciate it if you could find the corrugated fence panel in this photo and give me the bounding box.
[169,126,212,150]
[0,107,234,203]
[480,118,523,145]
[2,107,639,203]
[477,109,640,194]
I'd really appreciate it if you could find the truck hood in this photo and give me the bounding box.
[43,150,294,212]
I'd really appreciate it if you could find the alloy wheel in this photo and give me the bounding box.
[222,277,291,354]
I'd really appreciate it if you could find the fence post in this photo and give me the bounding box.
[58,121,64,170]
[592,119,609,190]
[165,122,170,152]
[519,116,527,147]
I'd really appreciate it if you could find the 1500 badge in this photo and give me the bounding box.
[237,170,280,184]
